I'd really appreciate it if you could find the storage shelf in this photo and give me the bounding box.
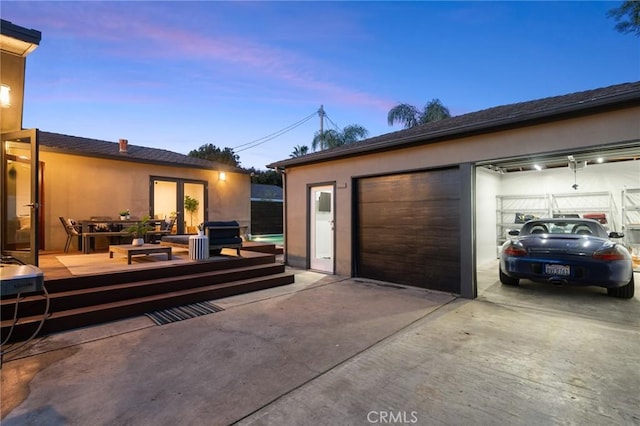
[496,191,621,252]
[622,188,640,248]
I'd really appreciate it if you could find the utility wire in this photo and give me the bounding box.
[323,113,342,133]
[232,111,318,153]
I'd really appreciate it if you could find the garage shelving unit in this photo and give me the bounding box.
[496,191,620,248]
[495,194,551,246]
[550,191,618,231]
[621,188,640,263]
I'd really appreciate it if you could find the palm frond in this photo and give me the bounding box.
[387,103,420,128]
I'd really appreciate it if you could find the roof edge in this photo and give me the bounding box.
[268,83,640,169]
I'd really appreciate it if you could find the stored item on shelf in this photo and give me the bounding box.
[514,213,536,224]
[584,213,607,224]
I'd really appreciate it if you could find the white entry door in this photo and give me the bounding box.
[310,185,334,273]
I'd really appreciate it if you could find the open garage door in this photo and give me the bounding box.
[356,167,461,293]
[475,144,640,300]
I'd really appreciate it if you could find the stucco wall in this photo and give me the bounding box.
[0,51,26,132]
[38,150,250,251]
[284,107,640,277]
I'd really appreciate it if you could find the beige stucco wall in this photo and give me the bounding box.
[0,51,26,132]
[38,150,250,251]
[284,107,640,276]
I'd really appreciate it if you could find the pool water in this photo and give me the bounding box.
[248,234,283,246]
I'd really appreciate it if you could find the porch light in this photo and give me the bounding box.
[0,84,10,108]
[219,171,226,181]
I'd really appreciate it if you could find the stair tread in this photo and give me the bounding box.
[0,263,284,305]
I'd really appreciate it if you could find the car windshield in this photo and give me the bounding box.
[520,220,607,238]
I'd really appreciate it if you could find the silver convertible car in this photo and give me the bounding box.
[499,218,635,298]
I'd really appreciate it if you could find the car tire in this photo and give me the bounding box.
[499,268,519,286]
[607,274,635,299]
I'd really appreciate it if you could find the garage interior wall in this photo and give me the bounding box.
[475,160,640,267]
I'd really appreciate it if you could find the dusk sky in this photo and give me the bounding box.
[3,1,638,170]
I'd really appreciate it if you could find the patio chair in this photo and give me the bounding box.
[146,217,176,243]
[60,216,81,253]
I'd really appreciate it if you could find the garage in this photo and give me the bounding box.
[269,81,639,299]
[475,144,640,298]
[355,167,461,293]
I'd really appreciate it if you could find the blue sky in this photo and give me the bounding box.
[3,1,638,170]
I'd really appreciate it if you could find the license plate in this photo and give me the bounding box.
[544,264,570,276]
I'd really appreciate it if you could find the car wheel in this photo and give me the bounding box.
[499,268,519,286]
[607,274,635,299]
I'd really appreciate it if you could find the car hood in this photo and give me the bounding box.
[518,234,610,256]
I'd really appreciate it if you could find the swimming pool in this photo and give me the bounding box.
[248,234,284,246]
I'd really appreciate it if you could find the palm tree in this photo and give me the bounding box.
[290,145,309,158]
[341,124,368,144]
[312,124,369,151]
[387,98,451,129]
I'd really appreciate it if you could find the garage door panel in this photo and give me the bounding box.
[357,168,461,293]
[359,200,459,228]
[359,225,460,250]
[358,252,460,291]
[359,169,460,203]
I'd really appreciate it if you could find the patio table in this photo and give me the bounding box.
[108,244,172,265]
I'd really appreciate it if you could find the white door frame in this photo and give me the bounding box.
[309,184,335,273]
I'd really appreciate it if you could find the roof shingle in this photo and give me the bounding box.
[38,131,245,173]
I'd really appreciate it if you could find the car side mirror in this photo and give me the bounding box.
[508,229,520,236]
[608,232,624,239]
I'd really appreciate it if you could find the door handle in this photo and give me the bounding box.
[25,203,39,208]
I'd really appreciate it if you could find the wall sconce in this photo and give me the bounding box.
[0,84,10,108]
[219,171,226,181]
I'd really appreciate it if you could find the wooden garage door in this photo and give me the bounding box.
[356,167,461,293]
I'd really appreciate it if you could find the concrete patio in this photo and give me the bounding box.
[1,265,639,425]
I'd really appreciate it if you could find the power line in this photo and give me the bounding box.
[323,113,342,133]
[232,111,318,153]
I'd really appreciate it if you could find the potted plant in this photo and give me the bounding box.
[184,195,199,233]
[125,216,152,246]
[119,209,130,220]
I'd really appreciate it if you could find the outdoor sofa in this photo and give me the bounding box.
[160,220,243,255]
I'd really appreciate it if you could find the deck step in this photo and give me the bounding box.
[41,250,278,292]
[1,263,285,320]
[1,259,294,342]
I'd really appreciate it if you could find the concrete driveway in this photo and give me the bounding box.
[2,267,639,425]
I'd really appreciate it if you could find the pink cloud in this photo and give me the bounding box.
[7,2,393,111]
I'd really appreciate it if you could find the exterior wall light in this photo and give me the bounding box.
[0,84,10,108]
[219,171,226,181]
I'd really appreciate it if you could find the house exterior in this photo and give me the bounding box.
[33,132,251,252]
[268,82,640,298]
[0,19,40,133]
[1,19,250,261]
[1,19,42,264]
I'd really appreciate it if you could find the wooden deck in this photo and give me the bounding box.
[1,242,292,341]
